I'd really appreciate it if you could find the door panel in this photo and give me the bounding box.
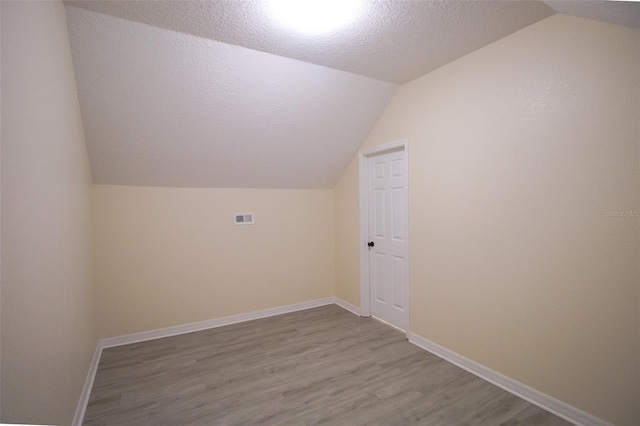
[392,188,403,241]
[374,253,386,303]
[374,188,385,238]
[392,255,405,310]
[368,149,408,330]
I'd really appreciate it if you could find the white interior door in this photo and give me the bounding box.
[367,149,408,330]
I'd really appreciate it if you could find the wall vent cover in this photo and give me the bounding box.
[234,213,254,225]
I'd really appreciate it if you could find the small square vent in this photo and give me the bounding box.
[234,213,254,225]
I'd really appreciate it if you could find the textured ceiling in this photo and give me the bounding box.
[543,0,640,30]
[66,0,557,84]
[65,7,397,188]
[64,0,639,189]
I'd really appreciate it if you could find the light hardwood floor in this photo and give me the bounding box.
[84,305,572,425]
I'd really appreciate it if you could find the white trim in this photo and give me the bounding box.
[408,332,612,426]
[100,297,335,349]
[360,140,407,157]
[358,139,410,335]
[72,344,103,426]
[358,152,370,317]
[74,297,336,424]
[75,302,611,426]
[334,297,361,316]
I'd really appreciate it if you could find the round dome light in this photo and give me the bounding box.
[268,0,363,35]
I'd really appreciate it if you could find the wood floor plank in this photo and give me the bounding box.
[83,305,572,425]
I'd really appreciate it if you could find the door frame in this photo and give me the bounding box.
[358,139,410,335]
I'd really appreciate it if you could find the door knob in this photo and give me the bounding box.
[368,241,375,247]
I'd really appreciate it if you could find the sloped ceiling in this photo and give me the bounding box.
[66,0,557,84]
[64,1,639,189]
[65,7,398,188]
[544,0,640,30]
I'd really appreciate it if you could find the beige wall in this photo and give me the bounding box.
[334,158,360,306]
[1,4,637,425]
[335,14,640,426]
[93,185,334,338]
[0,1,96,424]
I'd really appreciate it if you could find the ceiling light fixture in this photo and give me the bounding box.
[268,0,363,35]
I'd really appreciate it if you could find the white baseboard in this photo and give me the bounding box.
[72,343,103,426]
[100,297,335,349]
[408,333,611,426]
[73,297,335,425]
[334,297,361,316]
[76,300,607,426]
